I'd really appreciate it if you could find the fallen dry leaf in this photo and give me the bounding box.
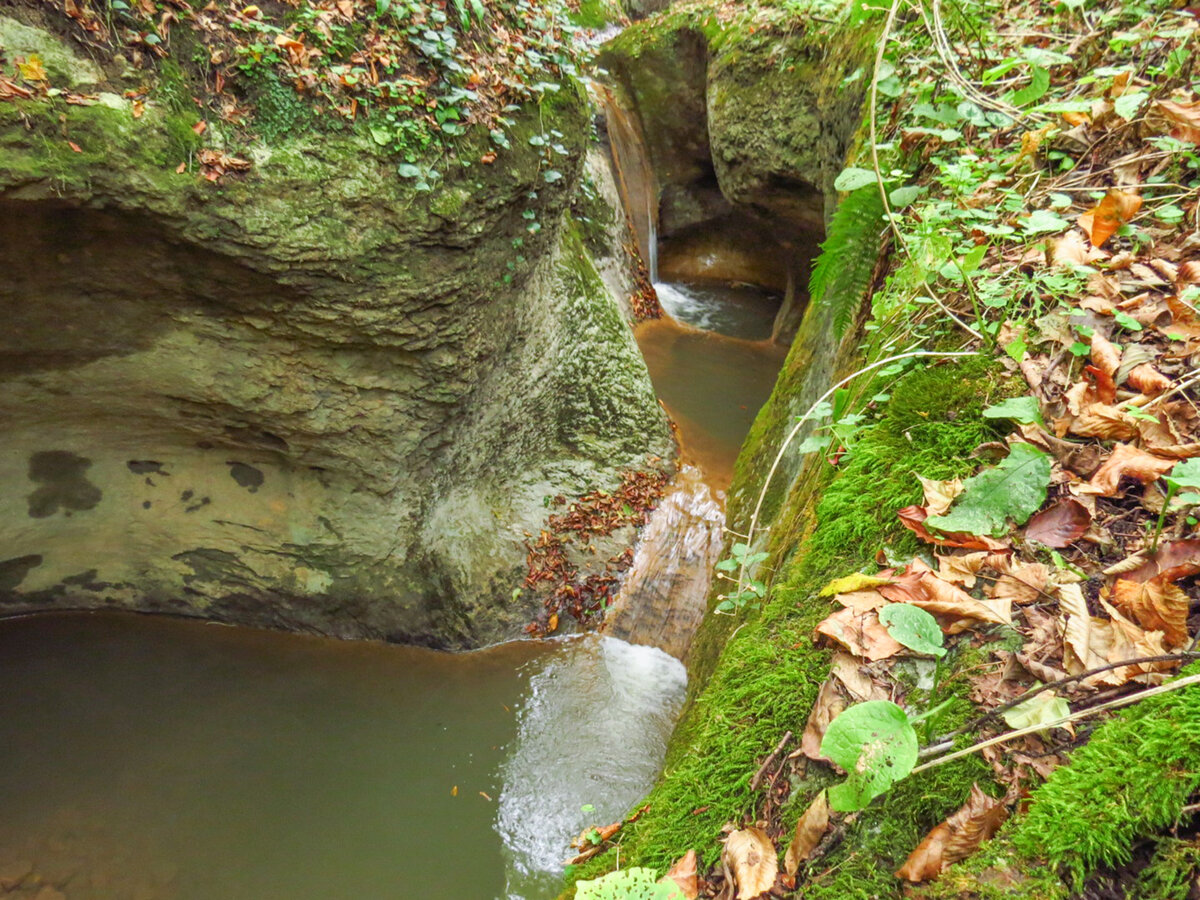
[918,475,965,517]
[1111,577,1190,648]
[1079,443,1177,496]
[1090,331,1121,376]
[1124,538,1200,584]
[1154,98,1200,144]
[895,784,1008,882]
[989,558,1051,605]
[784,791,830,876]
[936,551,1010,588]
[898,506,1009,551]
[814,607,904,661]
[801,676,848,761]
[1024,498,1092,548]
[1078,190,1143,248]
[723,828,778,900]
[878,567,1012,631]
[1127,364,1173,395]
[663,850,699,900]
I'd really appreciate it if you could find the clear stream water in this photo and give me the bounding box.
[0,280,784,900]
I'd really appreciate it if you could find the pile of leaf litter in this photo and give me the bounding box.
[572,0,1200,896]
[2,0,588,180]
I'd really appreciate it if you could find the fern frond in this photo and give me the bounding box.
[808,184,886,338]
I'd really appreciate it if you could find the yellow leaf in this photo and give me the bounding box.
[18,54,48,83]
[819,572,892,597]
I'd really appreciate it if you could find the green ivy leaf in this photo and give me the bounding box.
[834,167,878,192]
[1113,311,1143,331]
[982,396,1043,426]
[879,604,947,658]
[925,443,1051,537]
[821,700,918,811]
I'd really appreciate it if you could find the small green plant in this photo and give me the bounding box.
[819,700,918,811]
[714,542,768,614]
[1150,457,1200,551]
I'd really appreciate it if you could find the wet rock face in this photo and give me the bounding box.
[0,22,672,647]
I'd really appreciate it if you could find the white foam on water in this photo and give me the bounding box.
[654,281,719,331]
[496,635,687,899]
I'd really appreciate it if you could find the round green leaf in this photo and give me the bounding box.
[1167,458,1200,494]
[878,603,946,658]
[820,700,918,811]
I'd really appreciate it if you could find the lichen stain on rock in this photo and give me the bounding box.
[227,462,266,493]
[26,451,102,519]
[0,554,43,591]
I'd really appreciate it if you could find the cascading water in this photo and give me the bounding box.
[497,636,686,899]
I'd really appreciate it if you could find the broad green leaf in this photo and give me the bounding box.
[879,604,946,657]
[982,396,1043,425]
[821,701,918,811]
[819,572,892,597]
[925,444,1051,537]
[889,185,921,208]
[1113,311,1143,331]
[576,867,681,900]
[397,163,422,178]
[1011,66,1050,107]
[1168,458,1200,493]
[835,167,877,192]
[1022,208,1071,236]
[1001,691,1070,731]
[1113,91,1148,121]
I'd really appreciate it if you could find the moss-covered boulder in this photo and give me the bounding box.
[0,14,672,646]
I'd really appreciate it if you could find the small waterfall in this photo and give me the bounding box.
[594,83,659,275]
[497,636,686,900]
[602,465,725,661]
[647,197,659,282]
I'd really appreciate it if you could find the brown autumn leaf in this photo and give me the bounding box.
[1154,99,1200,144]
[1051,231,1107,267]
[989,558,1051,605]
[1097,596,1173,684]
[830,650,881,702]
[1111,577,1190,648]
[662,850,699,900]
[1055,382,1137,440]
[898,506,1009,551]
[785,791,830,876]
[1059,583,1120,681]
[936,551,1011,588]
[801,676,848,761]
[878,567,1012,631]
[1078,190,1143,248]
[723,828,778,900]
[1126,364,1173,395]
[814,607,903,661]
[896,784,1008,882]
[918,475,965,517]
[1078,443,1177,496]
[1024,498,1092,548]
[1124,538,1200,584]
[1090,331,1121,377]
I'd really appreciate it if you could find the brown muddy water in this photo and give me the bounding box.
[636,285,786,489]
[0,613,685,900]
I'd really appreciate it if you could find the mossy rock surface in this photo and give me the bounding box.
[0,16,672,646]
